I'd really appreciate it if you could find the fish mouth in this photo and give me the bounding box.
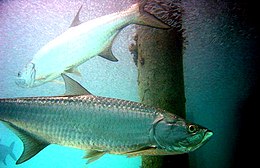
[15,63,36,88]
[190,130,213,151]
[203,130,213,142]
[178,129,213,152]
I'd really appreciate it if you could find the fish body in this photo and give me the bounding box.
[16,3,169,88]
[0,141,17,165]
[1,95,155,153]
[1,74,213,164]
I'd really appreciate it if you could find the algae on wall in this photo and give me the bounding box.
[135,0,188,167]
[136,27,188,168]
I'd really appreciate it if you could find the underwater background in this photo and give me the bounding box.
[0,0,258,168]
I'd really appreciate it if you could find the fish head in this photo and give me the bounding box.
[16,62,36,88]
[152,112,213,154]
[16,61,60,87]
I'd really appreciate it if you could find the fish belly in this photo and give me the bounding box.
[31,13,130,83]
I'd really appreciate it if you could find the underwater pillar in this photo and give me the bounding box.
[136,27,188,168]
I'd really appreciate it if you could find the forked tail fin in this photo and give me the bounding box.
[137,0,170,29]
[128,0,171,29]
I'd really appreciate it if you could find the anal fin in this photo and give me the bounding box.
[126,147,182,157]
[98,35,118,62]
[65,67,82,76]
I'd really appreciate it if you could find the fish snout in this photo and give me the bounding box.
[16,75,31,88]
[202,130,213,143]
[16,63,36,88]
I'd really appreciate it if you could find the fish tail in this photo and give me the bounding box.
[9,142,17,161]
[132,0,170,29]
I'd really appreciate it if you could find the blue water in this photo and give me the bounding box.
[0,0,258,168]
[0,0,141,167]
[183,1,258,167]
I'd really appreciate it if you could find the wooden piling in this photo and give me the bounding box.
[137,26,188,168]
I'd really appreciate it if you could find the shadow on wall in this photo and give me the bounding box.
[233,78,259,167]
[232,1,259,166]
[183,0,259,168]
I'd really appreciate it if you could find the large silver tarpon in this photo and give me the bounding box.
[1,74,213,164]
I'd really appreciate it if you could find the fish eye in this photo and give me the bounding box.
[18,72,21,77]
[188,124,198,134]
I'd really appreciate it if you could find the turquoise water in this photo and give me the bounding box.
[0,0,141,167]
[0,0,258,168]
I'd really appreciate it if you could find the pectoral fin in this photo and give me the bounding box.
[2,122,49,164]
[51,79,64,85]
[84,150,106,164]
[126,147,181,157]
[125,147,157,157]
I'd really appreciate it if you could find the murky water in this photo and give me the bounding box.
[0,0,258,168]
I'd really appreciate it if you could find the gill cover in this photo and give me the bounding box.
[151,114,188,152]
[151,113,213,153]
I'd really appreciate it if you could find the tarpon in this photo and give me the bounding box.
[0,141,17,165]
[16,2,170,88]
[0,74,213,164]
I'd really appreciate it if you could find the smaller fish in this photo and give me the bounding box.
[0,141,17,165]
[16,1,170,88]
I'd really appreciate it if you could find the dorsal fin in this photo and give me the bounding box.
[69,5,83,28]
[61,73,92,96]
